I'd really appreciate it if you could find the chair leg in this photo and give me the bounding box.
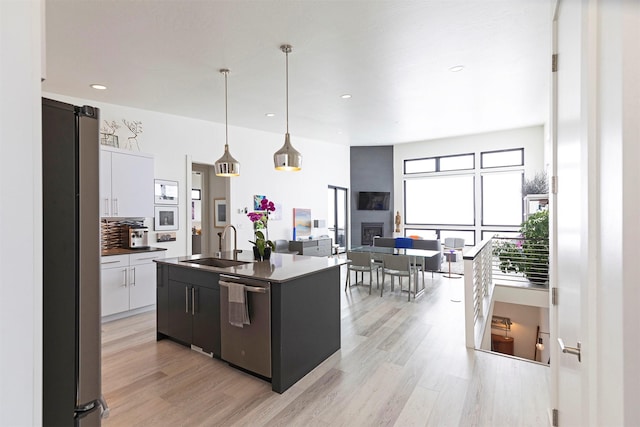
[368,268,372,295]
[344,268,350,291]
[408,274,411,302]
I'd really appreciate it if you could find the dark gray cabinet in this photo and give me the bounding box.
[156,259,342,394]
[157,265,220,357]
[288,237,331,257]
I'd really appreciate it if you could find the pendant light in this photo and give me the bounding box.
[214,69,240,177]
[274,44,302,171]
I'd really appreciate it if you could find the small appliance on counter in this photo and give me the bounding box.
[123,226,149,249]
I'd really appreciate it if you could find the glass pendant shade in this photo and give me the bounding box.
[214,144,240,176]
[274,133,302,171]
[214,68,239,177]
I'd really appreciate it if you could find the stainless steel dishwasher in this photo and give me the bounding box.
[219,275,271,378]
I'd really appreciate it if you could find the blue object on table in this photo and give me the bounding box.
[394,237,414,249]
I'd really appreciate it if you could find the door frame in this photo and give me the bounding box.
[328,185,348,253]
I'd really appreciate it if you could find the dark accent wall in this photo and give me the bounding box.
[350,146,394,247]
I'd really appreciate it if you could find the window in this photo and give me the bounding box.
[405,158,436,174]
[481,148,524,168]
[405,175,475,226]
[404,229,438,240]
[404,153,474,174]
[440,229,475,246]
[403,148,525,245]
[440,154,474,171]
[481,171,523,226]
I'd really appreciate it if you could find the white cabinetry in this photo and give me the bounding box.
[100,251,165,317]
[100,146,154,217]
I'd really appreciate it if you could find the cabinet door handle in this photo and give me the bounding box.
[185,286,189,313]
[104,198,110,216]
[122,269,127,287]
[112,198,118,216]
[191,287,196,315]
[130,267,135,286]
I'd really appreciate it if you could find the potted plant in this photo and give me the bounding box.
[494,209,549,285]
[247,197,276,261]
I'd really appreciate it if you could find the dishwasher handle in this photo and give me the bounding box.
[219,280,268,294]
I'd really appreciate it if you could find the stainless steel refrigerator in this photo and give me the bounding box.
[42,98,108,425]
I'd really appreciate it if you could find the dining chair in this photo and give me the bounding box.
[345,251,380,294]
[381,254,413,301]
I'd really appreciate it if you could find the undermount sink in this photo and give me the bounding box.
[181,258,250,268]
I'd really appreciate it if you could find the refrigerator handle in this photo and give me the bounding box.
[99,395,110,419]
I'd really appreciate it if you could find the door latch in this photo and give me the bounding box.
[558,338,581,362]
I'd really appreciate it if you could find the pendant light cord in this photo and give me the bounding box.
[285,48,289,134]
[224,70,229,146]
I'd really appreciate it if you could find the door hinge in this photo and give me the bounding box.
[551,175,558,194]
[552,54,558,72]
[552,287,558,305]
[552,408,559,426]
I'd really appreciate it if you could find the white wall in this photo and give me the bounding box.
[0,1,42,424]
[493,302,545,360]
[42,92,351,257]
[596,1,640,424]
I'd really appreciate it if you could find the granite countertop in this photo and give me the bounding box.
[156,250,347,283]
[101,247,168,257]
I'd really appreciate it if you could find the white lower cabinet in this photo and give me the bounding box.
[100,251,165,317]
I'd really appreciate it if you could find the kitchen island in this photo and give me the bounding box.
[155,251,346,393]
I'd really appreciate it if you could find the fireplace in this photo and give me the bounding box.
[361,222,384,246]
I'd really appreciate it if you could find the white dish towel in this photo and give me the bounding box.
[227,282,250,328]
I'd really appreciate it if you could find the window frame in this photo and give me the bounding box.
[480,148,524,169]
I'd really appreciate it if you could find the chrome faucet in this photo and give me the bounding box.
[221,224,242,260]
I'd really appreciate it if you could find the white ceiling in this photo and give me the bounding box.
[43,0,551,146]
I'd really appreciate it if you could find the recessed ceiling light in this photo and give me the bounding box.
[90,84,107,90]
[449,65,465,73]
[265,113,275,117]
[340,94,352,99]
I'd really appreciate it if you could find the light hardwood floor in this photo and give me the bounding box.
[101,266,550,427]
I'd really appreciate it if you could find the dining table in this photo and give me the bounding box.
[350,246,440,299]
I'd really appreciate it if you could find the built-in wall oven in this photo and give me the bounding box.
[219,275,271,378]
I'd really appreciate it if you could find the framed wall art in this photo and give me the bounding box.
[156,232,176,242]
[214,199,227,228]
[155,206,178,231]
[253,194,265,210]
[154,179,178,205]
[293,208,312,237]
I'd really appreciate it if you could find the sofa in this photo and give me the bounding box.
[412,238,442,275]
